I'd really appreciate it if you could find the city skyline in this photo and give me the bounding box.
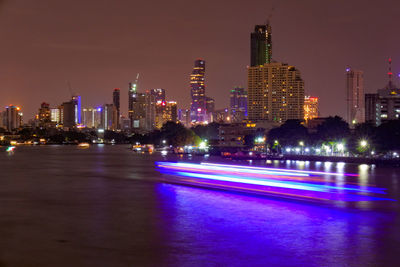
[0,0,399,120]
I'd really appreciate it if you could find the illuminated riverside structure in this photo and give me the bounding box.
[190,59,206,124]
[304,96,319,121]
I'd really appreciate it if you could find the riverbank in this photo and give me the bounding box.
[278,154,400,166]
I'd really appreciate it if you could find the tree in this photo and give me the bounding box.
[316,116,350,143]
[267,120,309,147]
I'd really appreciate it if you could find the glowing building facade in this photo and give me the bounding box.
[230,87,248,122]
[250,24,272,66]
[248,62,304,123]
[190,59,206,124]
[304,96,319,121]
[346,68,364,125]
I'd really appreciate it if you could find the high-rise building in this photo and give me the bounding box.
[71,95,82,125]
[365,59,400,126]
[230,87,248,122]
[190,59,206,124]
[38,102,51,126]
[304,96,319,121]
[155,101,178,129]
[82,107,102,128]
[247,62,305,122]
[206,96,215,122]
[166,101,177,123]
[5,105,22,131]
[62,101,75,128]
[178,108,191,128]
[150,88,166,102]
[129,74,140,129]
[50,107,61,124]
[250,23,272,66]
[100,104,117,130]
[113,88,120,129]
[346,68,364,125]
[131,92,146,129]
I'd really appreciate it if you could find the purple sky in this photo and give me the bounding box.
[0,0,399,120]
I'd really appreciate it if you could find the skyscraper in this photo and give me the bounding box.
[150,88,166,102]
[62,101,75,128]
[365,59,400,126]
[346,67,364,125]
[38,102,51,127]
[71,95,82,125]
[190,59,206,124]
[100,104,117,130]
[129,73,140,129]
[248,62,304,122]
[82,107,101,128]
[230,87,248,122]
[5,105,22,131]
[250,23,272,66]
[113,88,120,129]
[304,96,319,121]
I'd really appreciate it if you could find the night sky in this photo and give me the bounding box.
[0,0,399,120]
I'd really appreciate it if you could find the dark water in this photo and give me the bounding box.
[1,145,400,266]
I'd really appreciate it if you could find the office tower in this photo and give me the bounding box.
[190,59,206,124]
[230,87,248,122]
[166,101,177,123]
[38,102,51,126]
[129,74,140,128]
[205,96,215,122]
[5,105,22,131]
[71,95,82,125]
[150,88,166,102]
[131,92,146,129]
[145,90,156,131]
[248,62,304,122]
[82,107,102,128]
[250,23,272,66]
[113,88,120,128]
[178,108,191,127]
[346,68,364,125]
[365,59,400,126]
[154,101,178,129]
[50,108,61,124]
[62,101,75,128]
[304,96,319,121]
[100,104,117,130]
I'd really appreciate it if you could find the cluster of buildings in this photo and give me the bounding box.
[346,58,400,127]
[3,21,398,138]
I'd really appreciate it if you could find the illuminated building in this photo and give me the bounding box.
[365,59,400,126]
[213,108,230,123]
[205,96,215,122]
[145,91,156,131]
[304,96,319,121]
[100,104,117,130]
[248,62,304,122]
[250,23,272,66]
[150,88,166,102]
[50,107,61,124]
[230,87,248,122]
[82,107,102,128]
[5,105,23,131]
[190,59,206,123]
[131,92,146,129]
[128,73,139,129]
[346,68,364,125]
[178,108,191,127]
[72,95,82,125]
[155,101,178,129]
[38,102,51,127]
[113,88,120,129]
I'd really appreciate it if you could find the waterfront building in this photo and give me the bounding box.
[71,95,82,125]
[247,62,305,122]
[206,96,215,122]
[190,59,206,124]
[38,102,51,127]
[100,104,117,130]
[4,105,23,131]
[365,59,400,126]
[128,74,140,129]
[346,68,364,125]
[250,23,272,66]
[304,96,319,121]
[230,87,248,123]
[50,107,61,124]
[62,101,75,128]
[154,101,178,129]
[113,88,120,129]
[82,107,102,128]
[218,123,255,147]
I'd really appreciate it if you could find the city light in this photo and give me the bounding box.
[360,140,368,148]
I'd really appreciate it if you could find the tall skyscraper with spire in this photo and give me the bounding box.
[190,59,206,123]
[128,74,139,128]
[346,67,364,125]
[250,23,272,66]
